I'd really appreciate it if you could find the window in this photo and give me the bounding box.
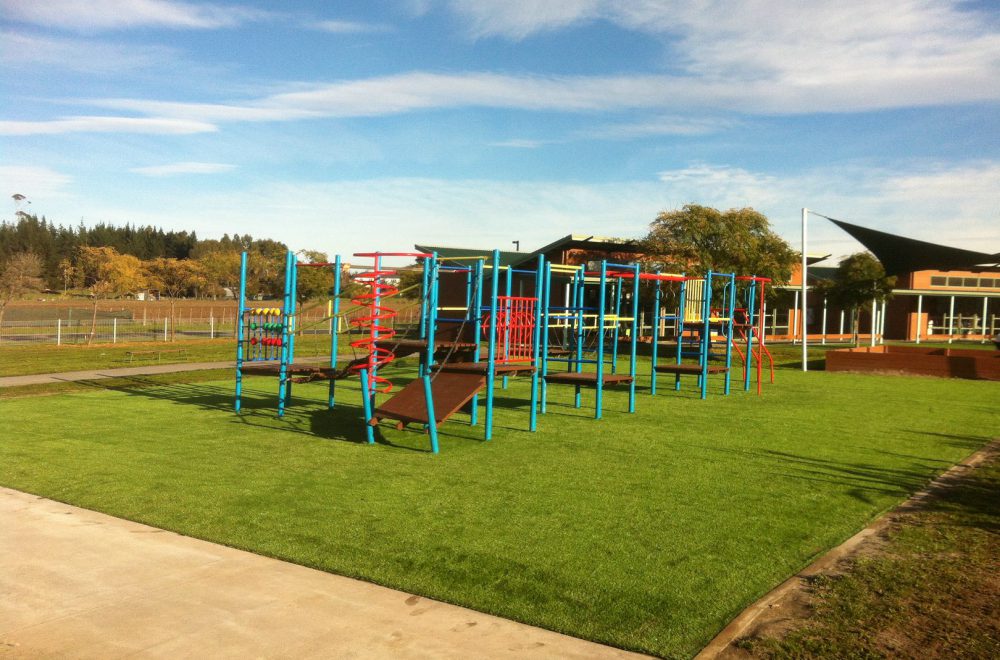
[930,276,946,286]
[947,277,963,286]
[963,277,978,287]
[980,278,996,288]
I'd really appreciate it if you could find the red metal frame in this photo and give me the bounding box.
[349,252,432,395]
[484,296,537,364]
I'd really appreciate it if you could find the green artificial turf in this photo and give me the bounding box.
[1,363,997,658]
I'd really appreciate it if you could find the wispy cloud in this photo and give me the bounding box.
[0,0,270,31]
[0,165,74,199]
[489,139,550,149]
[0,116,218,136]
[37,161,998,260]
[580,116,734,139]
[0,30,180,74]
[83,54,1000,128]
[130,162,235,176]
[310,19,392,34]
[431,1,1000,114]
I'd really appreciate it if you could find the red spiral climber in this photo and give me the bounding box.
[350,252,431,396]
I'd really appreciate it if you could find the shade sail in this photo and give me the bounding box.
[828,218,999,276]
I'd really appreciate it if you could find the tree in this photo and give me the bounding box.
[0,251,44,328]
[77,246,146,344]
[642,205,798,284]
[146,258,207,340]
[294,250,336,302]
[819,252,896,344]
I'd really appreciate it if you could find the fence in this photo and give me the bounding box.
[0,300,424,346]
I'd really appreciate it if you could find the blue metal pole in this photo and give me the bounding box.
[235,251,248,412]
[502,260,512,389]
[573,269,583,408]
[329,255,341,408]
[277,251,294,417]
[611,276,622,374]
[424,253,438,378]
[469,258,484,426]
[485,250,499,440]
[595,260,607,419]
[423,375,439,454]
[529,254,544,430]
[744,278,756,392]
[359,368,375,444]
[700,272,712,400]
[650,272,661,396]
[628,264,639,413]
[675,277,686,391]
[725,274,735,395]
[539,262,551,415]
[419,255,430,341]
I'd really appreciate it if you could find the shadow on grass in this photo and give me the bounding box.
[690,441,993,505]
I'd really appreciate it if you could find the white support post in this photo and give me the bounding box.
[57,319,62,346]
[870,298,877,347]
[981,297,989,342]
[839,309,845,339]
[210,315,215,339]
[801,207,808,370]
[915,295,923,344]
[163,317,168,342]
[879,300,886,344]
[947,295,955,343]
[821,297,828,345]
[113,317,117,344]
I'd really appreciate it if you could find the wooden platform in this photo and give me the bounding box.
[438,362,536,377]
[391,338,477,359]
[543,372,634,386]
[653,364,728,375]
[373,372,486,426]
[239,363,347,382]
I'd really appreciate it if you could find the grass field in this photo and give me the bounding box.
[1,360,997,658]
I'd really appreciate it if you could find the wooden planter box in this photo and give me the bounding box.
[826,345,1000,381]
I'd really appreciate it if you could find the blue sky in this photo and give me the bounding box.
[2,0,999,262]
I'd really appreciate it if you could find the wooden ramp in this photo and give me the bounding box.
[373,372,485,427]
[654,364,728,375]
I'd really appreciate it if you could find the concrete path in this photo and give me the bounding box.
[0,488,647,659]
[0,361,236,388]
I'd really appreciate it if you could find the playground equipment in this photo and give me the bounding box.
[649,271,736,399]
[538,260,640,419]
[366,250,546,451]
[235,246,771,453]
[235,251,344,416]
[732,276,774,394]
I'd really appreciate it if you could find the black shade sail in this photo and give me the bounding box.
[827,218,999,276]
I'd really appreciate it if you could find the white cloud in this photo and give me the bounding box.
[0,30,177,74]
[432,1,1000,113]
[311,20,391,34]
[0,116,218,136]
[652,162,1000,259]
[0,166,73,200]
[38,161,997,262]
[581,116,733,139]
[489,139,549,149]
[85,54,1000,127]
[0,0,269,31]
[130,162,235,176]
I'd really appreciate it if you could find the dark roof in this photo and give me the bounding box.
[414,245,525,267]
[828,218,999,276]
[530,234,641,257]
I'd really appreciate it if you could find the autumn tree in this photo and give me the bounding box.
[0,251,44,327]
[77,246,146,344]
[818,252,896,344]
[146,258,207,340]
[642,205,798,284]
